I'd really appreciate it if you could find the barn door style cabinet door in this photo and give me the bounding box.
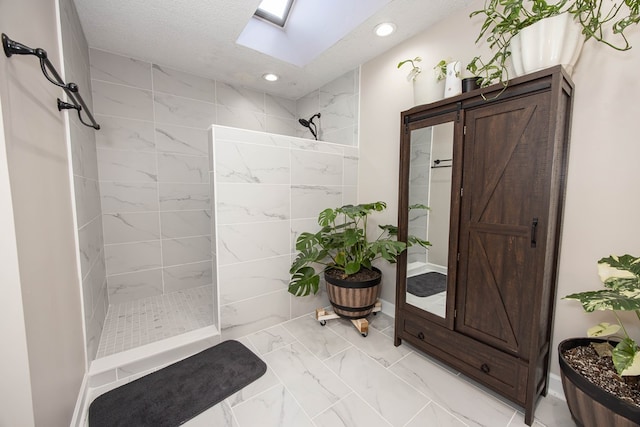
[394,66,574,426]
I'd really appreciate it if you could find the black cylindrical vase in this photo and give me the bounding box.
[462,77,480,93]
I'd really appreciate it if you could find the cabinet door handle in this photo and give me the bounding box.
[417,332,425,340]
[481,363,490,374]
[530,217,538,248]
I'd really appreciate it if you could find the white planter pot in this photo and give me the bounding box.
[413,74,445,105]
[412,74,430,105]
[510,13,584,77]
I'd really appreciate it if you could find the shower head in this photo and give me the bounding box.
[298,113,321,140]
[308,113,321,122]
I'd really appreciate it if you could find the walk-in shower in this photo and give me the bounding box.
[76,49,359,373]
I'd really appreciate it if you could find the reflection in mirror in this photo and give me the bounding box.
[406,122,454,318]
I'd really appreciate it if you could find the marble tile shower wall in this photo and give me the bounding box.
[89,48,313,308]
[60,0,107,362]
[296,69,360,146]
[210,126,359,340]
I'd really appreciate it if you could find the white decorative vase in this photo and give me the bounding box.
[444,61,462,98]
[413,74,445,105]
[510,12,584,77]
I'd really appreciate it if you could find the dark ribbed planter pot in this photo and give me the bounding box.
[558,338,640,427]
[462,77,480,93]
[324,267,381,319]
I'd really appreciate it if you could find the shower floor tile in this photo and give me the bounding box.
[96,286,214,358]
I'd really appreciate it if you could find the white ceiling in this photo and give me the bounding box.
[73,0,474,100]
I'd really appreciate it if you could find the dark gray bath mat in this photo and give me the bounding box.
[407,272,447,297]
[88,340,266,427]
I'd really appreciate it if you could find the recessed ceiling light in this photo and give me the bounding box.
[374,22,396,37]
[262,73,279,82]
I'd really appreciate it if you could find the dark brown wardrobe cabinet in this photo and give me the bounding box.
[394,66,573,425]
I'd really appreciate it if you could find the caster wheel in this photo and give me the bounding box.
[373,312,377,316]
[361,332,368,337]
[319,320,327,326]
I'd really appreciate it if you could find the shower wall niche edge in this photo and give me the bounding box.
[209,125,359,340]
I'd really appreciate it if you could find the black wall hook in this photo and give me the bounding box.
[2,33,100,130]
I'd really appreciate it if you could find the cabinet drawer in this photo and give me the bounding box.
[401,313,528,404]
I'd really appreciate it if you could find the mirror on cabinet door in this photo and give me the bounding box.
[405,121,454,318]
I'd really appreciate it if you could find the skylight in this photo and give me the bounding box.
[255,0,294,27]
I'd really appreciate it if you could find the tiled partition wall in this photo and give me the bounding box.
[296,70,360,145]
[60,0,107,362]
[210,126,359,340]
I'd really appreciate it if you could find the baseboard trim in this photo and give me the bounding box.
[547,372,566,401]
[379,297,395,318]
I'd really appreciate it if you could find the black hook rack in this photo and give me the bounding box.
[431,158,452,169]
[2,33,100,130]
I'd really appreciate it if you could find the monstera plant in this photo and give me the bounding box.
[564,254,640,376]
[289,201,430,297]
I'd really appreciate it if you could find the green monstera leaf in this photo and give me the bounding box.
[564,254,640,376]
[564,254,640,312]
[564,289,640,312]
[587,322,621,337]
[288,266,320,297]
[612,338,640,376]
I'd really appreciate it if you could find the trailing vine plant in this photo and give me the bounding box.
[468,0,640,88]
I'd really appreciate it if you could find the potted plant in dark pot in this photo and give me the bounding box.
[561,254,640,427]
[289,201,430,320]
[468,0,640,88]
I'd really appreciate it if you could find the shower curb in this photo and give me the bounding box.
[72,325,220,427]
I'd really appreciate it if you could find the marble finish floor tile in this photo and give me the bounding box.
[232,384,315,427]
[88,311,575,427]
[263,342,351,417]
[247,324,297,355]
[389,351,520,426]
[326,317,411,368]
[313,392,392,427]
[281,313,352,360]
[404,402,468,427]
[324,346,430,426]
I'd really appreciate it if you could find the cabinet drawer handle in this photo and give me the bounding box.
[417,332,425,340]
[481,363,490,374]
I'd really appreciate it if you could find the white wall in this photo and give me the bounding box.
[0,0,86,424]
[360,0,640,376]
[0,80,36,427]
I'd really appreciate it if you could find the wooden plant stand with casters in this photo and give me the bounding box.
[315,300,382,337]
